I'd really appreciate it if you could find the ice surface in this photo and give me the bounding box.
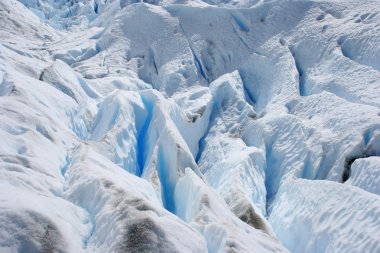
[175,168,288,253]
[345,157,380,195]
[1,0,380,252]
[269,179,380,253]
[197,71,274,234]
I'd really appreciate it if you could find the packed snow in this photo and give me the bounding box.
[0,0,379,252]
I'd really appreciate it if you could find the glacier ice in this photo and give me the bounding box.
[0,0,379,252]
[345,157,380,195]
[175,168,287,253]
[269,179,380,253]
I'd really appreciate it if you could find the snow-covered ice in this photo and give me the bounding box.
[0,0,379,252]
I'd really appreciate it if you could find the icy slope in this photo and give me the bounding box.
[0,0,380,252]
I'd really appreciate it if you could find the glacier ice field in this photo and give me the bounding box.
[0,0,380,252]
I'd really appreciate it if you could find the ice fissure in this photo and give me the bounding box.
[1,0,380,252]
[136,95,154,177]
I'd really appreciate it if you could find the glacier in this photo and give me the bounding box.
[0,0,379,252]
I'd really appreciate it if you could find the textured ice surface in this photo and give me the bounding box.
[0,0,379,252]
[175,168,288,253]
[269,179,380,253]
[345,157,380,195]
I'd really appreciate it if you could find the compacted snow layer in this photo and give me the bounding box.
[0,0,379,252]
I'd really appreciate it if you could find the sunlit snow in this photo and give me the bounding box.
[0,0,379,252]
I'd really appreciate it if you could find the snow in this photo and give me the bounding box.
[0,0,380,252]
